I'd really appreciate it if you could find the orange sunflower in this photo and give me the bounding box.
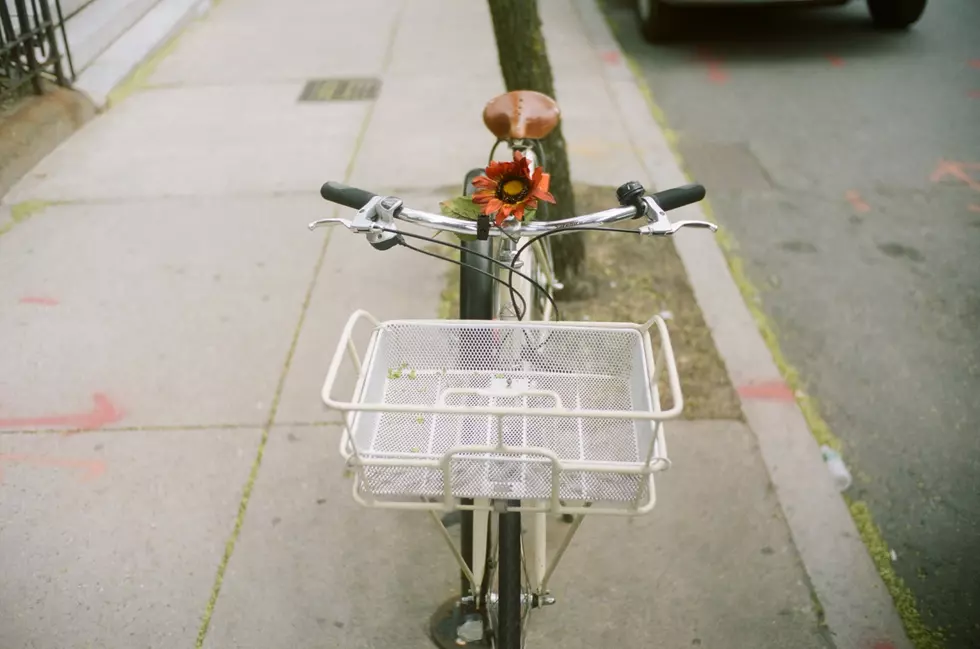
[471,150,556,226]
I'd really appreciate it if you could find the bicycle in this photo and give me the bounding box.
[310,90,717,649]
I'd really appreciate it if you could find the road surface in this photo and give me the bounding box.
[602,1,980,646]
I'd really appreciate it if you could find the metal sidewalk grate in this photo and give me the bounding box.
[298,78,381,102]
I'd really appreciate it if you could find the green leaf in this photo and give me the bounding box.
[440,195,483,241]
[439,196,483,221]
[439,195,537,241]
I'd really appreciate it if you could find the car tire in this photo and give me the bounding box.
[637,0,679,43]
[867,0,926,29]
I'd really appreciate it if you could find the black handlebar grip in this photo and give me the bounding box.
[651,184,706,212]
[320,181,377,210]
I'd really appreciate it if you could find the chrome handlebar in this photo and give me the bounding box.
[309,193,717,240]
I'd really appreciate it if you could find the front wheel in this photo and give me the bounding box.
[867,0,926,29]
[494,509,525,648]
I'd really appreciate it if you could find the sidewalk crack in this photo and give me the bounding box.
[193,2,407,645]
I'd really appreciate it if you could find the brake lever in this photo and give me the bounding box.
[673,220,718,232]
[637,195,717,236]
[308,218,353,231]
[640,219,718,236]
[309,196,403,252]
[309,196,386,232]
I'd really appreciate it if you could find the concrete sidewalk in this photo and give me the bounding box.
[0,1,899,648]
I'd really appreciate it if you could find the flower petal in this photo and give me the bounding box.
[472,186,496,199]
[531,187,556,204]
[533,169,550,192]
[515,156,531,177]
[484,198,504,215]
[471,175,497,189]
[485,160,511,180]
[472,191,493,204]
[530,171,555,203]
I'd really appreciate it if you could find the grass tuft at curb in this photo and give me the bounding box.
[10,199,52,222]
[848,500,945,649]
[0,200,61,237]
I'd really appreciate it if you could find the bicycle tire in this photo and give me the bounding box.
[496,506,524,648]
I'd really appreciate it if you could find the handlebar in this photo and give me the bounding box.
[320,182,376,210]
[648,184,706,211]
[312,180,716,238]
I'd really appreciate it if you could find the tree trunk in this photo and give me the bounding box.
[487,0,585,281]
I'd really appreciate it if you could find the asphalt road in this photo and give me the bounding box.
[602,1,980,646]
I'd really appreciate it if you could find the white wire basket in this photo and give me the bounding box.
[322,310,684,516]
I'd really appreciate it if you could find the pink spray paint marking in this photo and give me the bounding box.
[0,393,123,432]
[695,48,729,84]
[19,296,59,306]
[846,190,872,214]
[600,50,621,65]
[737,380,796,401]
[930,159,980,191]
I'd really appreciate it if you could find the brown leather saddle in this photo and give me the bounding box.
[482,90,560,141]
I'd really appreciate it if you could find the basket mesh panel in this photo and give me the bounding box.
[354,322,657,504]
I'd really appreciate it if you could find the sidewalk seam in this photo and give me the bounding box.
[193,226,333,649]
[570,2,914,648]
[192,3,407,645]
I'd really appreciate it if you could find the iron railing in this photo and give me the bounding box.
[1,0,74,103]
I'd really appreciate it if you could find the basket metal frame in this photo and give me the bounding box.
[321,309,684,517]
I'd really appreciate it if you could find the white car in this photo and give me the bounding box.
[636,0,927,42]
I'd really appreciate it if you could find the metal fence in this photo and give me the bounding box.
[1,0,74,103]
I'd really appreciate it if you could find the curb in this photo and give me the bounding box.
[571,1,913,648]
[73,0,212,109]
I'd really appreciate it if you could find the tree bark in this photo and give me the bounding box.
[487,0,585,281]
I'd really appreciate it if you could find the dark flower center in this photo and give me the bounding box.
[496,175,530,204]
